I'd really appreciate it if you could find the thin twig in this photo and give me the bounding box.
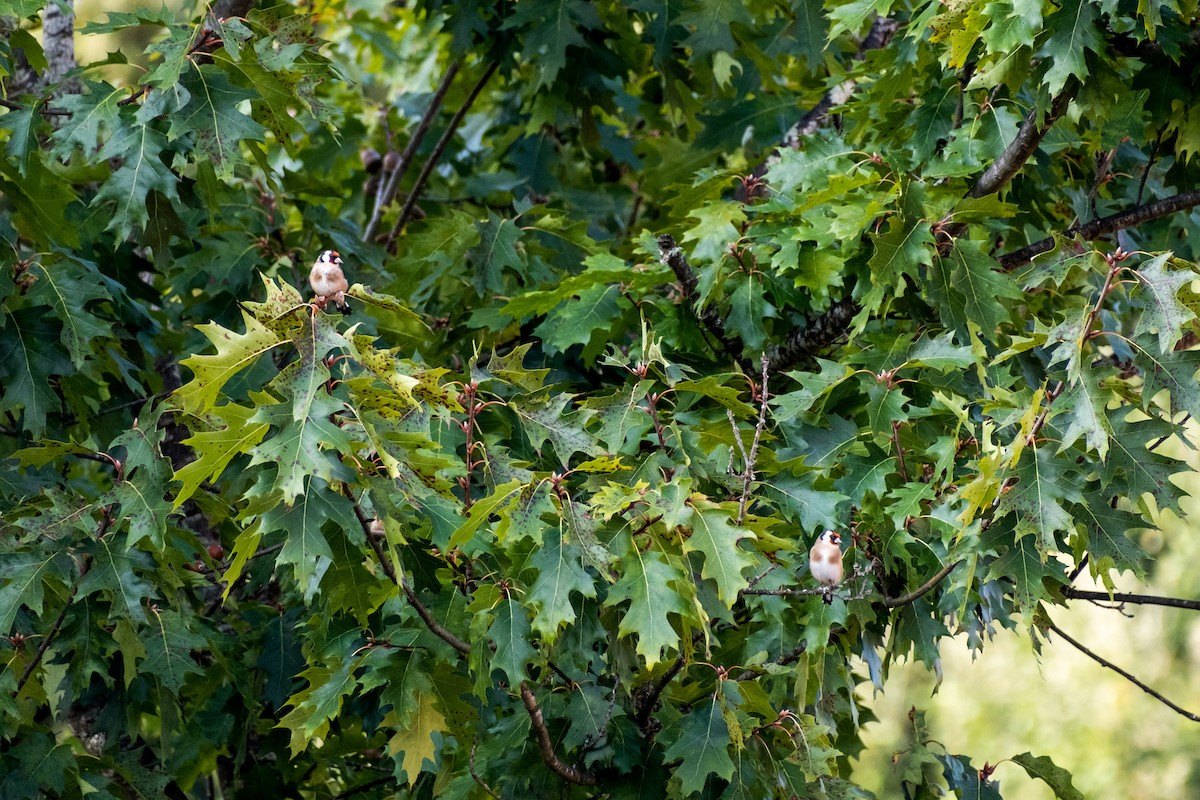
[1136,128,1165,207]
[354,502,471,656]
[1047,619,1200,722]
[469,739,501,799]
[251,541,285,560]
[1067,553,1090,583]
[633,652,686,731]
[736,640,810,681]
[999,189,1200,269]
[0,97,69,115]
[1088,147,1117,220]
[1150,414,1189,453]
[519,682,599,785]
[362,58,463,243]
[1063,587,1200,611]
[734,354,771,525]
[891,420,908,482]
[16,591,74,692]
[386,60,499,251]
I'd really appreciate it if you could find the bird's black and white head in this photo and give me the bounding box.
[819,530,841,547]
[317,249,342,266]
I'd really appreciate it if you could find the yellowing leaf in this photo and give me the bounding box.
[175,311,284,415]
[387,692,447,785]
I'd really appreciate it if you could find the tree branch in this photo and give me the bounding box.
[386,60,499,251]
[765,296,859,374]
[883,560,963,608]
[969,91,1074,200]
[656,234,749,367]
[363,58,462,243]
[785,17,900,145]
[1062,587,1200,611]
[936,90,1075,251]
[633,652,686,732]
[998,189,1200,270]
[519,682,599,785]
[1047,619,1200,722]
[354,503,471,657]
[16,591,73,693]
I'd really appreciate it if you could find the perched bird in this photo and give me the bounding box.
[309,249,351,314]
[809,530,844,604]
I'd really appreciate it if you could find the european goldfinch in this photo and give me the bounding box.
[309,249,351,315]
[809,530,844,604]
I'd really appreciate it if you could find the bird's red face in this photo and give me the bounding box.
[319,249,342,265]
[821,531,841,546]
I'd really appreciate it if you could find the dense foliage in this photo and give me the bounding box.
[3,0,1200,797]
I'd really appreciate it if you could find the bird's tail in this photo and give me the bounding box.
[822,588,832,605]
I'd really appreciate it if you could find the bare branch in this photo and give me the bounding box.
[386,60,499,251]
[1063,587,1200,611]
[936,91,1076,251]
[1047,619,1200,722]
[519,682,599,785]
[998,188,1200,270]
[363,58,463,243]
[331,775,396,799]
[17,593,73,692]
[469,739,502,799]
[728,356,771,525]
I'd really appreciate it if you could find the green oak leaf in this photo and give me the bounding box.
[173,402,270,508]
[93,117,181,240]
[259,478,357,601]
[169,67,268,180]
[470,212,525,294]
[488,598,536,685]
[1037,0,1104,94]
[605,549,688,667]
[248,393,356,504]
[139,606,208,694]
[986,535,1067,608]
[0,307,71,438]
[996,447,1080,553]
[528,532,596,641]
[279,658,360,756]
[662,700,736,794]
[685,500,759,606]
[508,393,599,468]
[1012,752,1085,800]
